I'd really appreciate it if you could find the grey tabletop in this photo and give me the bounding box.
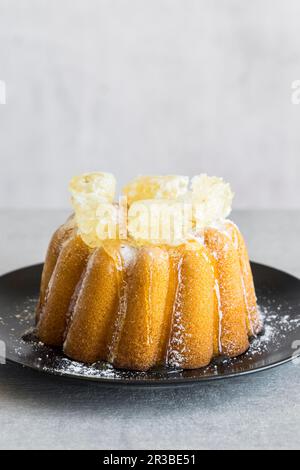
[0,209,299,450]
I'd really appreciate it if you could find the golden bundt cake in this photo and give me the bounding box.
[36,173,262,371]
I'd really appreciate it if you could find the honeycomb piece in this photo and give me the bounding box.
[69,172,116,207]
[123,175,189,206]
[190,174,234,230]
[69,173,117,247]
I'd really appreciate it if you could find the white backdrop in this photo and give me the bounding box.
[0,0,300,209]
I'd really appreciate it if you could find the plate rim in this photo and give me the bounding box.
[5,352,300,387]
[1,261,300,386]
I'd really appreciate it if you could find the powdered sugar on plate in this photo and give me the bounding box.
[5,291,300,382]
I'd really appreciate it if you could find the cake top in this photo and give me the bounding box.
[69,173,234,247]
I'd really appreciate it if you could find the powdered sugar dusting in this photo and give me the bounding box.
[167,256,186,368]
[2,284,300,383]
[14,291,300,380]
[214,279,223,353]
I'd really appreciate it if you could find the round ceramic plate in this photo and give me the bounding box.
[0,263,300,386]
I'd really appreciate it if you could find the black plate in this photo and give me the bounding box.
[0,263,300,386]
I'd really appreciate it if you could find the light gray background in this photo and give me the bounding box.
[0,0,300,209]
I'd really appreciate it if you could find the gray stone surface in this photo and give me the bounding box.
[0,209,299,450]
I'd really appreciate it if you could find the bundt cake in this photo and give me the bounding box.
[36,173,262,371]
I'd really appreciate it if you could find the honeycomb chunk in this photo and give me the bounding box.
[69,173,117,247]
[123,175,189,206]
[189,174,234,230]
[69,172,116,207]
